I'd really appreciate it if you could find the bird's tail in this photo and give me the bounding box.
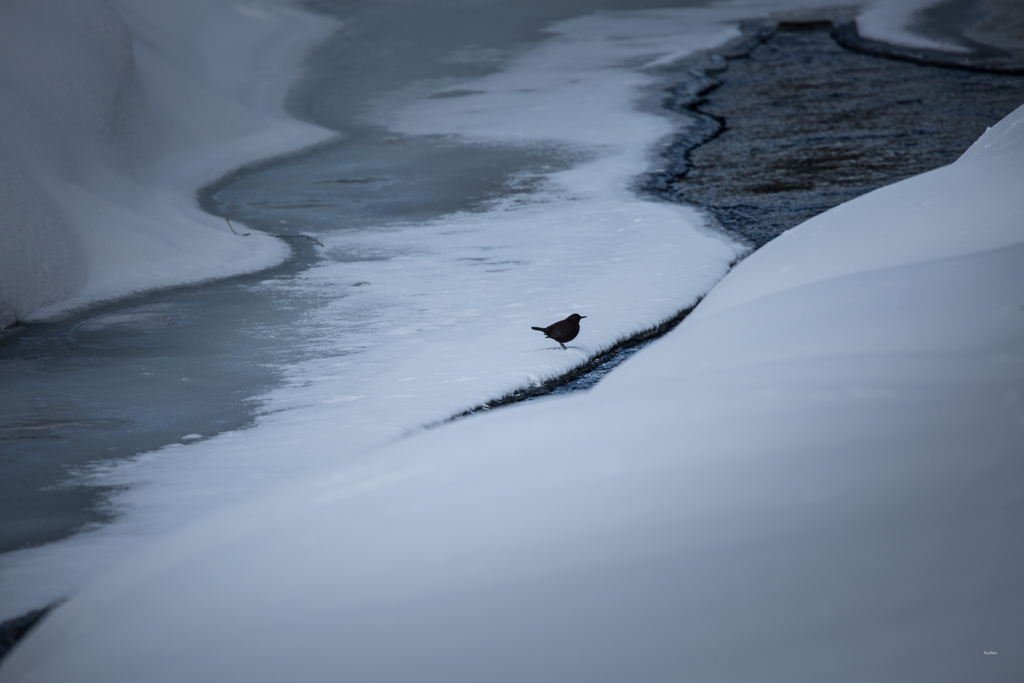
[531,326,545,331]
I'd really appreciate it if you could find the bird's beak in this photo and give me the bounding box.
[581,316,587,318]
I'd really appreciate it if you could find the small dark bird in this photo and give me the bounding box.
[532,313,586,349]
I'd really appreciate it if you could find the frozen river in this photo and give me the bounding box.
[2,0,1023,646]
[3,0,725,562]
[0,0,627,555]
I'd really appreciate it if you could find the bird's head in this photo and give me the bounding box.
[568,313,586,321]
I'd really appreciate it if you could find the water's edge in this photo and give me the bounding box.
[427,297,704,431]
[439,13,1024,417]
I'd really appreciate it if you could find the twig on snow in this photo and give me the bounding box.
[225,217,323,247]
[225,218,250,236]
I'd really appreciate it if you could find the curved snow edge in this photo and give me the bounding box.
[0,0,338,327]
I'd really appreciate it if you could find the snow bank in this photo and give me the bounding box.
[3,34,1021,675]
[0,0,335,328]
[856,0,970,53]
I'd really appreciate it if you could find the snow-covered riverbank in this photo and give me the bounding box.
[7,97,1021,683]
[0,0,752,621]
[0,0,335,328]
[1,0,1021,679]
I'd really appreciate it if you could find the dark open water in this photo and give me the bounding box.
[648,21,1024,247]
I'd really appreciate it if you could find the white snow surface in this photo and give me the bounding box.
[718,0,959,50]
[857,0,972,53]
[2,28,1022,683]
[0,0,336,327]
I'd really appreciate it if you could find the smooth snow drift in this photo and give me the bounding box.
[0,0,335,328]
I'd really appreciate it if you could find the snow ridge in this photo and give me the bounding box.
[0,0,335,328]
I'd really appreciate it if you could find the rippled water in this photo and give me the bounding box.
[650,23,1024,246]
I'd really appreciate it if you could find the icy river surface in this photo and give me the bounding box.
[3,0,1023,629]
[1,0,730,571]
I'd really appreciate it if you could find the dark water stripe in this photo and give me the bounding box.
[428,298,705,429]
[0,606,53,662]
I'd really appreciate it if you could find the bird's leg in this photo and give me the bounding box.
[559,342,567,350]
